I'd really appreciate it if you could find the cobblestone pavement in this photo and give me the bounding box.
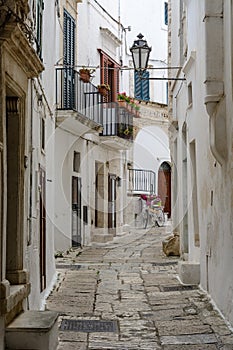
[46,226,233,350]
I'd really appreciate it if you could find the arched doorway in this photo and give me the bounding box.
[158,162,171,218]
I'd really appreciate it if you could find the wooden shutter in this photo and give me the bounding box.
[135,71,150,101]
[99,50,120,102]
[113,64,120,100]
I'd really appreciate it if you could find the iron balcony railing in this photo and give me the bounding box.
[55,66,102,125]
[55,67,133,141]
[129,169,156,194]
[100,102,133,141]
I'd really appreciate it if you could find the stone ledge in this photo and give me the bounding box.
[6,311,59,350]
[6,311,59,332]
[178,261,200,285]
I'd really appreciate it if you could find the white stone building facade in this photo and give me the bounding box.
[169,0,233,326]
[0,0,59,348]
[54,0,135,250]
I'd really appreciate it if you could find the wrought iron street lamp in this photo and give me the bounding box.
[130,33,151,75]
[130,34,185,81]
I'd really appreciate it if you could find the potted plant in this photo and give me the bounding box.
[79,68,95,83]
[97,84,110,97]
[123,126,133,138]
[117,92,131,106]
[117,92,140,116]
[119,124,133,139]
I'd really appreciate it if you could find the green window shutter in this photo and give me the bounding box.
[63,10,75,66]
[164,2,168,25]
[63,10,76,109]
[36,0,44,58]
[135,71,150,101]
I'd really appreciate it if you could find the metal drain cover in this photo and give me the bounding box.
[60,319,118,333]
[152,261,178,266]
[160,285,198,292]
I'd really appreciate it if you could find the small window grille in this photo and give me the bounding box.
[188,83,193,106]
[164,2,168,26]
[41,118,45,151]
[73,152,80,172]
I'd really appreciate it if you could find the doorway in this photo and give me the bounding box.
[72,176,82,246]
[158,162,171,217]
[5,96,25,284]
[95,162,105,228]
[108,174,116,234]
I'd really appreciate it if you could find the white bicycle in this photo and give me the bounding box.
[140,194,165,228]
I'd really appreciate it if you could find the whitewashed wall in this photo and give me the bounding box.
[77,0,120,85]
[25,0,57,310]
[170,0,233,327]
[134,125,170,192]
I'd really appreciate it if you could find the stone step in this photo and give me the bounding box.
[6,310,59,350]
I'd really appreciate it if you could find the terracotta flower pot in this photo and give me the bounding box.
[118,100,127,108]
[79,70,91,83]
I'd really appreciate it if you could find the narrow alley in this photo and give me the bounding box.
[46,227,233,350]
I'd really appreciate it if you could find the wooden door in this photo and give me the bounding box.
[108,174,116,232]
[72,176,82,246]
[158,162,171,217]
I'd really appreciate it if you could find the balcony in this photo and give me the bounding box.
[55,67,134,147]
[100,102,133,149]
[55,66,103,136]
[128,169,156,194]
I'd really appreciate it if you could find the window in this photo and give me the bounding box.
[73,152,80,172]
[36,0,44,58]
[134,71,150,101]
[41,117,45,152]
[98,49,120,102]
[164,2,168,26]
[188,82,193,106]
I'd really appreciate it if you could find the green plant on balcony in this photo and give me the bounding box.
[119,123,133,138]
[117,92,131,103]
[117,92,140,116]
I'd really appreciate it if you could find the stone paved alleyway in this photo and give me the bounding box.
[46,226,233,349]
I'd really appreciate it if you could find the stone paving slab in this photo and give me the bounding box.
[155,319,213,336]
[160,333,218,345]
[88,342,161,350]
[57,341,87,349]
[163,345,218,350]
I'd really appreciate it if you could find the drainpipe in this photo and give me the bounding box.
[28,79,34,246]
[204,0,227,165]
